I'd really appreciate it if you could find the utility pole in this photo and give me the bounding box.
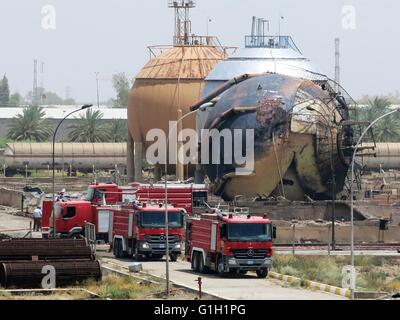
[33,59,38,106]
[40,62,45,105]
[95,72,100,108]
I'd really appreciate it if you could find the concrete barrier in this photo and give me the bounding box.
[268,271,351,298]
[274,223,400,244]
[0,187,22,209]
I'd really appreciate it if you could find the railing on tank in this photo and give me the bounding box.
[148,36,237,59]
[173,35,222,47]
[244,35,302,54]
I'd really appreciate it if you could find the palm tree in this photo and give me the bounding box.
[373,116,400,142]
[68,109,111,142]
[108,119,127,142]
[356,97,400,142]
[7,106,52,141]
[357,97,390,122]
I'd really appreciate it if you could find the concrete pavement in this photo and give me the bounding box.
[102,257,347,300]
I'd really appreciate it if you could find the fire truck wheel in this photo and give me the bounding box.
[193,252,201,272]
[134,247,141,261]
[217,256,225,277]
[115,239,123,258]
[256,269,268,278]
[113,239,119,258]
[191,252,197,270]
[198,253,205,273]
[169,253,179,262]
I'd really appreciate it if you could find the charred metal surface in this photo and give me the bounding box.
[200,73,352,201]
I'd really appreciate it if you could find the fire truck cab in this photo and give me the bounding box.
[186,210,276,278]
[111,202,186,262]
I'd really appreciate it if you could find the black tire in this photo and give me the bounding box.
[134,247,141,261]
[170,253,179,262]
[198,253,205,273]
[216,256,225,277]
[193,252,201,272]
[191,252,197,271]
[256,269,268,278]
[116,239,124,259]
[113,239,120,258]
[112,241,117,257]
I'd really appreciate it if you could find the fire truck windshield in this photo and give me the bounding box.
[140,211,183,228]
[227,223,272,242]
[84,187,95,201]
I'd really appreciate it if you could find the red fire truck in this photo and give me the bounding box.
[42,182,208,238]
[185,210,276,278]
[110,202,185,261]
[42,200,185,261]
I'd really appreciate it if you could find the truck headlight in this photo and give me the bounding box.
[173,243,181,249]
[141,242,150,249]
[263,258,272,265]
[228,258,237,265]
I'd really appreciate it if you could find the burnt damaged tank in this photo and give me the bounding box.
[193,24,355,201]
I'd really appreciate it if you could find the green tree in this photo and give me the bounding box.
[7,106,52,141]
[68,109,111,142]
[112,73,131,108]
[374,120,400,142]
[25,88,76,106]
[0,75,10,105]
[9,92,23,107]
[63,98,76,105]
[41,90,64,105]
[357,97,400,142]
[108,119,127,142]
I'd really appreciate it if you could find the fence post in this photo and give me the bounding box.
[292,223,296,255]
[327,223,331,256]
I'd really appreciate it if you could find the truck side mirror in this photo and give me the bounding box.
[272,225,277,239]
[135,213,140,225]
[220,224,226,238]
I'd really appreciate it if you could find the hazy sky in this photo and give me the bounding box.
[0,0,399,103]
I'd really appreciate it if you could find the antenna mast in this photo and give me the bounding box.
[168,0,196,45]
[335,37,340,93]
[33,59,38,106]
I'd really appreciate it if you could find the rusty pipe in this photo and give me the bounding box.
[190,74,256,112]
[208,107,258,130]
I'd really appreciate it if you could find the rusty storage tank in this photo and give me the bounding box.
[194,18,355,201]
[4,142,127,171]
[128,40,228,181]
[197,17,326,138]
[197,72,353,201]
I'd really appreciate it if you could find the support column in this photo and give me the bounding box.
[176,109,184,181]
[127,133,135,182]
[194,142,205,183]
[134,141,143,182]
[154,164,162,182]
